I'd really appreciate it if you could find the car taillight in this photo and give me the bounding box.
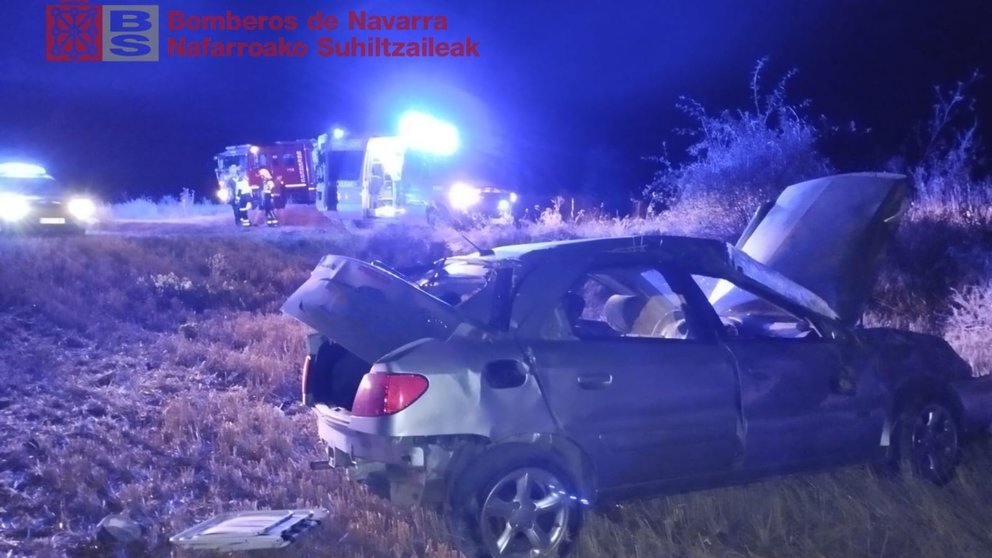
[352,373,429,417]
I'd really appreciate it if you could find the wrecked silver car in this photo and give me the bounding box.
[282,173,992,557]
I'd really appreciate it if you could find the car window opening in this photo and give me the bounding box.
[556,266,695,341]
[691,274,821,340]
[418,260,492,305]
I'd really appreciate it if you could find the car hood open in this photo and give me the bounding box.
[282,256,470,363]
[736,172,910,326]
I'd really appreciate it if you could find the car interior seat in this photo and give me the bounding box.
[636,295,685,338]
[603,294,647,336]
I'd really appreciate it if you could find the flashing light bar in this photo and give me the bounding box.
[0,162,48,178]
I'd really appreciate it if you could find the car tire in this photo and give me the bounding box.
[893,399,960,485]
[447,446,583,558]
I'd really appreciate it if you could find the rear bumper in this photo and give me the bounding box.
[312,404,455,505]
[951,375,992,432]
[314,404,427,468]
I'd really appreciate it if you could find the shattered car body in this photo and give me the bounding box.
[283,173,992,557]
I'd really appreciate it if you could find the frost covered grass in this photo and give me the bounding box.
[109,189,228,221]
[0,232,464,557]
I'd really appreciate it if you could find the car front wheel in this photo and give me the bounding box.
[897,400,960,485]
[449,448,582,557]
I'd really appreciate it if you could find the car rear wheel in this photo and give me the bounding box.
[896,400,960,485]
[448,447,582,557]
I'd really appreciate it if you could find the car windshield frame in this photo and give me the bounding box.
[217,155,247,172]
[691,273,823,340]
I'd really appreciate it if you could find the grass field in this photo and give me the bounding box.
[1,198,991,557]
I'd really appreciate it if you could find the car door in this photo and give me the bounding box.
[523,261,743,490]
[689,273,887,472]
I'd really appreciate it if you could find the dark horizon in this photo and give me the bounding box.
[2,0,990,204]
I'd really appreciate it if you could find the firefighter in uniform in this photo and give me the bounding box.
[235,170,253,227]
[271,172,287,224]
[259,168,278,227]
[224,165,241,227]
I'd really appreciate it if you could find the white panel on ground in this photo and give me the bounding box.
[169,508,330,552]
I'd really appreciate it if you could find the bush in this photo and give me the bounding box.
[904,70,992,230]
[864,71,992,333]
[945,278,992,376]
[645,58,835,232]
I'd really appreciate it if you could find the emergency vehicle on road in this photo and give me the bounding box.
[214,141,315,204]
[311,116,519,225]
[215,112,519,225]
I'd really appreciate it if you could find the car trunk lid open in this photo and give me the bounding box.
[282,255,469,365]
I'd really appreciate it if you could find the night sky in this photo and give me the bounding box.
[1,0,990,203]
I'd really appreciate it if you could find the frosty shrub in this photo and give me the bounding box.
[905,70,992,229]
[148,272,194,295]
[178,187,197,214]
[645,58,834,232]
[869,71,992,328]
[112,190,227,219]
[945,280,992,376]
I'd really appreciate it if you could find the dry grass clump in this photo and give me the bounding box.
[944,280,992,376]
[579,445,992,558]
[109,190,228,221]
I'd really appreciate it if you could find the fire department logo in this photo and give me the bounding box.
[46,0,159,63]
[46,0,101,62]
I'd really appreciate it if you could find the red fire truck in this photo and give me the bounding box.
[214,141,315,204]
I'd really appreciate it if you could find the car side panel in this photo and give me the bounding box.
[527,338,743,490]
[725,339,887,472]
[349,338,559,440]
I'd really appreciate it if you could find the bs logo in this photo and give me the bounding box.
[46,0,159,62]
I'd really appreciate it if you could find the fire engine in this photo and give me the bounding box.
[214,140,315,203]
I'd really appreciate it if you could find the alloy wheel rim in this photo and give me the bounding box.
[911,404,958,481]
[480,467,570,556]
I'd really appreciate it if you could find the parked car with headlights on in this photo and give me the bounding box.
[282,173,992,557]
[428,180,519,228]
[0,162,97,234]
